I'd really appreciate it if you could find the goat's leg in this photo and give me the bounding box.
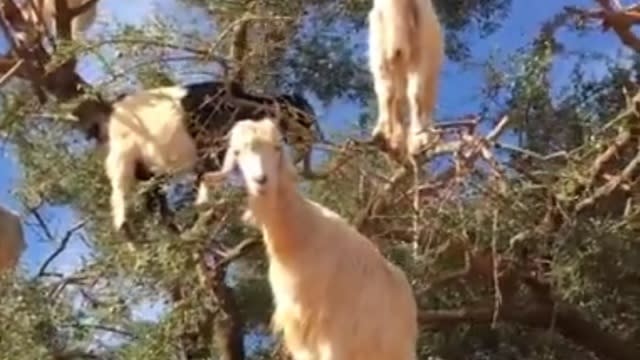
[292,143,313,174]
[371,66,406,156]
[105,150,135,231]
[143,184,180,233]
[135,161,169,220]
[406,65,439,156]
[193,154,220,208]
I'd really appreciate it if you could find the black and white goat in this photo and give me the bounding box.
[71,80,318,231]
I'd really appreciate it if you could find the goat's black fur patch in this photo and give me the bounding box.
[179,81,317,150]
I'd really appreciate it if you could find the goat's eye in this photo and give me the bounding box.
[274,145,282,152]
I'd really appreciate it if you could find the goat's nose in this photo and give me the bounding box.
[254,174,268,185]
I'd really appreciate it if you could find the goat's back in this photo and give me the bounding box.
[0,206,25,271]
[108,87,198,173]
[267,199,417,359]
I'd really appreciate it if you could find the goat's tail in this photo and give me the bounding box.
[382,0,420,62]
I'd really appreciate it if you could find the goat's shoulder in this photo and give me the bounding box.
[304,199,345,223]
[304,199,370,243]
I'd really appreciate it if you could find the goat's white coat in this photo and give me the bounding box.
[368,0,444,156]
[205,119,418,360]
[0,205,25,271]
[102,86,203,230]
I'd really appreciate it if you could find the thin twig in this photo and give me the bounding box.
[0,58,23,86]
[37,220,87,276]
[491,210,502,328]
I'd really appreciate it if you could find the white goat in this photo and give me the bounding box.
[17,0,97,40]
[71,81,317,231]
[203,118,418,360]
[0,205,25,271]
[368,0,444,157]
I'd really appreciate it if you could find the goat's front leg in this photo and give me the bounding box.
[193,154,220,208]
[406,65,439,156]
[371,66,407,157]
[105,150,135,231]
[143,183,180,233]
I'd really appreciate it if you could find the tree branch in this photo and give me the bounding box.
[37,220,87,276]
[566,1,640,52]
[419,302,640,360]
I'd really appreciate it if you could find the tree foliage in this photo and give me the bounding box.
[1,0,640,359]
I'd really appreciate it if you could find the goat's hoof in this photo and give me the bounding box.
[113,212,127,232]
[370,130,392,151]
[114,220,136,241]
[407,130,436,156]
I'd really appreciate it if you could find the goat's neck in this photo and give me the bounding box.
[248,181,310,260]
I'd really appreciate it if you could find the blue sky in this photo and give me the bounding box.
[0,0,630,335]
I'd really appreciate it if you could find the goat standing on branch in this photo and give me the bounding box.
[203,118,418,360]
[368,0,444,158]
[70,81,318,231]
[0,205,25,271]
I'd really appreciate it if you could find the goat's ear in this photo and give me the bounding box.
[202,148,237,185]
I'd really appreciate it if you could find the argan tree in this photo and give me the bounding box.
[1,0,639,359]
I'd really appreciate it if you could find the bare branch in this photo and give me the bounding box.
[0,58,23,86]
[212,237,261,270]
[37,220,87,276]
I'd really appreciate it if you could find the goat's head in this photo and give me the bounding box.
[69,96,114,144]
[203,118,296,197]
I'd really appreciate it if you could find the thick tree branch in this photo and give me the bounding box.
[419,302,640,360]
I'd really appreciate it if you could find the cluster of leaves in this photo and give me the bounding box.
[1,0,640,359]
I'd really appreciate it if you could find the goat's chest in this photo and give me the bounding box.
[268,257,331,324]
[268,260,325,350]
[268,260,304,311]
